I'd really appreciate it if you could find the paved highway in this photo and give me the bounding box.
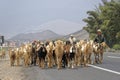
[21,52,120,80]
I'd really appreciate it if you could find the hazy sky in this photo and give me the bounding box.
[0,0,103,39]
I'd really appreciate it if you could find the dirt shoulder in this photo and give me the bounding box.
[0,58,25,80]
[0,53,49,80]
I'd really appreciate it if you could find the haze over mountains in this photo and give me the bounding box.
[0,0,103,40]
[21,20,84,35]
[9,20,89,41]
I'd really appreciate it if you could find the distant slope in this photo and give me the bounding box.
[9,29,89,41]
[63,29,89,40]
[10,30,62,41]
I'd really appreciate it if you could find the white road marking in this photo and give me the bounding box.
[88,64,120,75]
[107,56,120,59]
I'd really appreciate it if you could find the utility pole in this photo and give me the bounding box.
[0,35,4,51]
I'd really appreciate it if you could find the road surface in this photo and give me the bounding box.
[0,52,120,80]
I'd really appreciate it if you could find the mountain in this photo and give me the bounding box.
[9,30,62,41]
[9,29,89,41]
[9,19,89,41]
[63,29,89,40]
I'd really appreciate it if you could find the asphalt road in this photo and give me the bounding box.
[21,52,120,80]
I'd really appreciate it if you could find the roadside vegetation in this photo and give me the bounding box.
[83,0,120,50]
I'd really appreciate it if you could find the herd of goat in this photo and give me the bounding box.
[0,40,109,69]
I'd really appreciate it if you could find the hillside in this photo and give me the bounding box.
[9,29,89,41]
[10,30,62,41]
[63,29,89,40]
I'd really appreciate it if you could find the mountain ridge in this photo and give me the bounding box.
[9,29,89,41]
[9,30,62,41]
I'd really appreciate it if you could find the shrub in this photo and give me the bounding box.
[113,44,120,50]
